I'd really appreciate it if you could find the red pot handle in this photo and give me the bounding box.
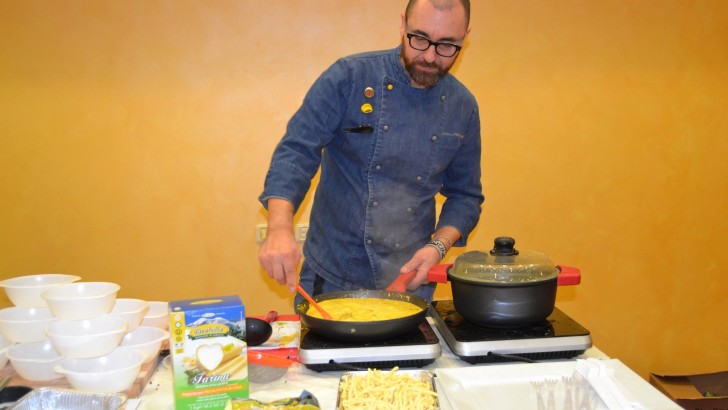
[386,271,416,292]
[427,264,451,283]
[386,264,451,292]
[557,265,581,286]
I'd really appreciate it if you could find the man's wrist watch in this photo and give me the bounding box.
[426,238,448,260]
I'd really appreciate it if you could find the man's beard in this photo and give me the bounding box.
[401,49,449,88]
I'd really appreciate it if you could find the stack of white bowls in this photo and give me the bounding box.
[0,274,169,394]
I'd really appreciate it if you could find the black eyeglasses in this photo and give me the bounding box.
[406,33,462,57]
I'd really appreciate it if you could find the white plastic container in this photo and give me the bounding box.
[0,306,55,343]
[119,326,168,364]
[41,282,120,320]
[0,274,80,308]
[11,388,126,410]
[108,298,149,332]
[45,316,127,359]
[55,348,145,393]
[6,340,64,381]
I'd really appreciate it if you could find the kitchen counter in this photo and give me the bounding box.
[128,319,676,410]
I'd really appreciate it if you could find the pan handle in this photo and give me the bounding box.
[557,265,581,285]
[248,351,297,368]
[386,264,451,292]
[264,310,279,323]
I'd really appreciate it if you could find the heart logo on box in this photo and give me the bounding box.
[196,343,224,371]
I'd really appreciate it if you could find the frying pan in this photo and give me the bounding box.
[297,289,429,342]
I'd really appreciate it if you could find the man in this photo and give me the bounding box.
[258,0,483,308]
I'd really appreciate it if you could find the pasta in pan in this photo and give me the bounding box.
[338,367,438,410]
[306,298,422,321]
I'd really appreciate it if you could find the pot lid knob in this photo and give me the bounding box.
[490,236,519,256]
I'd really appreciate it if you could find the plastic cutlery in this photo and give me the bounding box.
[531,380,546,410]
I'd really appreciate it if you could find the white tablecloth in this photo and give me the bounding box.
[129,317,613,410]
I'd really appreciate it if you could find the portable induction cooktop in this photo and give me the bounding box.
[430,300,592,364]
[298,319,441,372]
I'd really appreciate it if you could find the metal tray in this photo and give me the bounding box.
[10,387,127,410]
[336,369,439,410]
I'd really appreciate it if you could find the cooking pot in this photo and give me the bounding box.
[297,290,429,342]
[388,236,581,328]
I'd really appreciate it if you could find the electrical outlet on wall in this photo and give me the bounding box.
[256,223,308,244]
[295,224,308,242]
[256,224,268,244]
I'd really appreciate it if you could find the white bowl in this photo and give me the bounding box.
[55,348,145,393]
[45,316,127,359]
[41,282,120,320]
[0,274,81,308]
[140,301,169,330]
[6,339,64,381]
[119,326,168,364]
[108,298,149,332]
[0,334,11,369]
[0,306,56,343]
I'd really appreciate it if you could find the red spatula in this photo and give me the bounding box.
[296,283,333,320]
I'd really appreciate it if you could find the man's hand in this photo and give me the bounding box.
[399,245,441,291]
[258,227,301,293]
[257,199,300,293]
[399,227,461,291]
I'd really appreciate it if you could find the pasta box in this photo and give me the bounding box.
[169,295,248,410]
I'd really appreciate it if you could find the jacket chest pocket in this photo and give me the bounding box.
[429,132,465,175]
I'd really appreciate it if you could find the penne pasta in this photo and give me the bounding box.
[338,367,437,410]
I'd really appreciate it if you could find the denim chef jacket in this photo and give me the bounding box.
[260,46,484,298]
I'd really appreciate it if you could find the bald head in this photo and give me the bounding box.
[405,0,470,28]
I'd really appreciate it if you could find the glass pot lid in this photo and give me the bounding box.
[449,237,559,284]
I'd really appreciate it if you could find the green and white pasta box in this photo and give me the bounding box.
[169,295,248,409]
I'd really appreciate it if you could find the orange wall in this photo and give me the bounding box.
[1,1,726,380]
